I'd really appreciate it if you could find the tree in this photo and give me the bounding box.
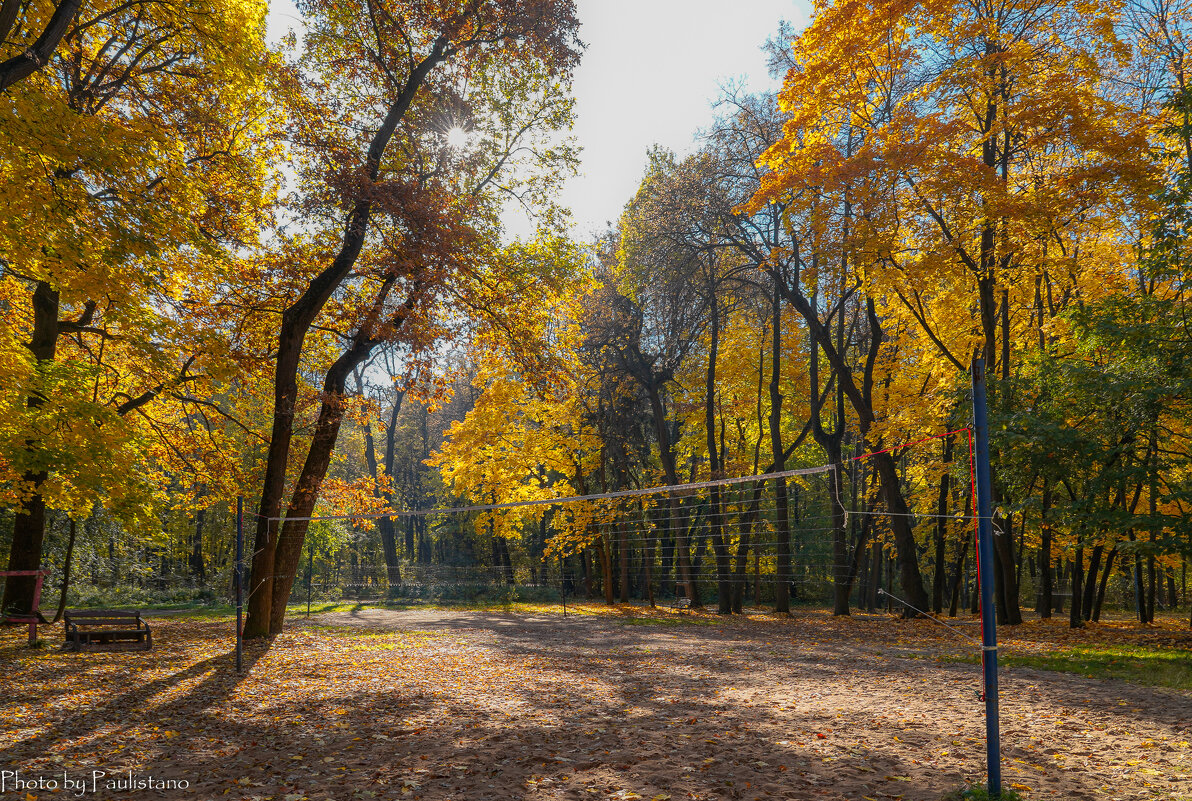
[0,0,279,617]
[242,0,582,633]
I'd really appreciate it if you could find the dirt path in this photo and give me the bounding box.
[2,607,1189,801]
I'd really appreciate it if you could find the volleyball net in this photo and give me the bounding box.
[272,430,985,612]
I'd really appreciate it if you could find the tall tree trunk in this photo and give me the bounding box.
[1081,544,1104,622]
[1092,547,1117,623]
[52,518,77,623]
[618,516,630,603]
[1070,549,1084,629]
[769,275,791,614]
[778,282,930,615]
[190,506,206,583]
[1039,479,1053,618]
[808,288,849,616]
[643,500,655,608]
[264,288,414,634]
[932,437,954,613]
[992,509,1023,625]
[2,281,59,619]
[949,536,970,617]
[704,298,733,614]
[644,382,697,607]
[362,384,405,586]
[732,485,763,614]
[244,39,450,638]
[870,451,932,615]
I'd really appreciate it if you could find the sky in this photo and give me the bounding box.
[265,0,811,240]
[557,0,808,239]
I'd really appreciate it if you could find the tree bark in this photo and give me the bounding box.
[1070,549,1084,629]
[190,507,206,583]
[362,386,405,586]
[1039,479,1053,618]
[704,298,733,614]
[1081,544,1103,622]
[644,381,697,606]
[1092,547,1117,623]
[263,286,416,634]
[0,0,82,91]
[932,437,954,613]
[52,518,77,623]
[949,536,970,617]
[769,274,791,614]
[245,38,450,638]
[778,282,930,615]
[2,281,59,618]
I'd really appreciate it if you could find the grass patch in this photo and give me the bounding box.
[947,644,1192,691]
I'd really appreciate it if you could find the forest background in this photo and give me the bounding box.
[2,0,1192,637]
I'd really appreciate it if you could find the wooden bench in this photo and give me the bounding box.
[64,609,152,652]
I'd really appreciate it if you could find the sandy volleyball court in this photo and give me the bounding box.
[1,606,1189,800]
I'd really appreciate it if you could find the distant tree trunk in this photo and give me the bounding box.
[1128,528,1147,623]
[704,299,733,614]
[949,536,969,617]
[1070,549,1084,629]
[826,446,848,616]
[499,537,515,585]
[599,532,614,605]
[1092,547,1117,623]
[1039,479,1053,618]
[361,383,405,586]
[618,519,630,603]
[643,502,655,608]
[52,518,78,623]
[1082,544,1104,622]
[1147,430,1159,624]
[769,275,791,614]
[931,437,954,614]
[190,507,206,583]
[867,543,883,612]
[644,382,697,607]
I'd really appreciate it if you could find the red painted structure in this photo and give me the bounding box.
[0,569,49,644]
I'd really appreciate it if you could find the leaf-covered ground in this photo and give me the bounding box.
[1,605,1189,800]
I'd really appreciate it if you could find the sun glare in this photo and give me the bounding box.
[445,126,468,149]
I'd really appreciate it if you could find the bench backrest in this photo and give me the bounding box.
[64,610,143,626]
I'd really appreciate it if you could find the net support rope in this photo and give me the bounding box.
[265,464,836,522]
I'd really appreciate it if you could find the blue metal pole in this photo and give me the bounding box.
[971,359,1002,797]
